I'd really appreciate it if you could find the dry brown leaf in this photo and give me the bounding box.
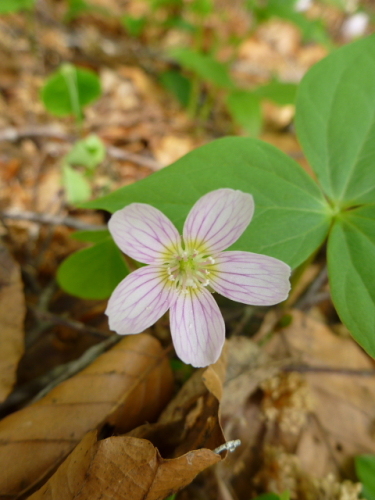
[27,347,228,500]
[265,309,375,477]
[0,334,173,499]
[0,244,25,402]
[28,430,220,500]
[129,346,228,460]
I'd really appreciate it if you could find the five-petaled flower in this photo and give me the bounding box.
[106,189,291,367]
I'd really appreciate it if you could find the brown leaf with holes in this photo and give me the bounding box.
[0,244,25,403]
[27,431,220,500]
[0,334,173,499]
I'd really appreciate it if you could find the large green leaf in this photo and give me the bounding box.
[296,35,375,206]
[57,238,128,299]
[84,137,331,268]
[355,455,375,500]
[328,205,375,358]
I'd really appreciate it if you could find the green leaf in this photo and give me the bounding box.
[170,47,233,89]
[83,137,331,269]
[66,135,106,171]
[57,238,128,299]
[121,15,147,37]
[253,494,280,500]
[64,0,109,21]
[296,35,375,206]
[0,0,34,13]
[71,229,110,243]
[250,0,330,44]
[253,80,298,106]
[355,455,375,500]
[226,90,262,137]
[41,63,101,118]
[190,0,213,16]
[328,205,375,358]
[62,164,91,204]
[159,70,192,107]
[64,0,90,20]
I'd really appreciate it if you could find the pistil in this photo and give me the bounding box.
[165,248,216,293]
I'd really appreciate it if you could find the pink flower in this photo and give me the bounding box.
[106,189,291,367]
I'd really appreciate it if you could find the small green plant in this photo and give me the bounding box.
[41,63,101,121]
[41,64,102,204]
[64,0,109,21]
[0,0,35,14]
[63,134,106,204]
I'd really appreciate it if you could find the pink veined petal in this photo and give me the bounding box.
[106,265,175,334]
[210,251,291,306]
[108,203,181,264]
[169,287,225,367]
[183,189,254,254]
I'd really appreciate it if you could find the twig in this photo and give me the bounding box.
[30,334,120,403]
[214,440,242,455]
[31,308,110,339]
[1,210,107,231]
[0,335,120,417]
[0,126,161,170]
[231,305,255,336]
[0,125,70,142]
[283,364,375,376]
[107,145,161,170]
[295,265,329,310]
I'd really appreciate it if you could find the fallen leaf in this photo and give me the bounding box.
[128,346,228,462]
[28,431,220,500]
[265,309,375,477]
[27,347,228,500]
[0,334,173,499]
[0,244,25,402]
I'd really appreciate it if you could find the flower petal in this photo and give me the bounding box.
[183,189,254,254]
[108,203,181,264]
[210,251,291,306]
[106,265,174,334]
[169,288,225,367]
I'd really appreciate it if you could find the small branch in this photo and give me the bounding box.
[283,364,375,377]
[230,305,255,336]
[0,126,162,170]
[295,265,329,310]
[107,146,161,171]
[31,308,111,339]
[0,125,70,142]
[214,440,242,455]
[1,210,107,231]
[31,335,120,403]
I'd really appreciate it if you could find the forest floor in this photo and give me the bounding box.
[1,1,375,499]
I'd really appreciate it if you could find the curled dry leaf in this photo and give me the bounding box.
[28,431,220,500]
[27,343,228,500]
[0,334,173,499]
[0,244,25,402]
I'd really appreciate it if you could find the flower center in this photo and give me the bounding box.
[165,249,216,293]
